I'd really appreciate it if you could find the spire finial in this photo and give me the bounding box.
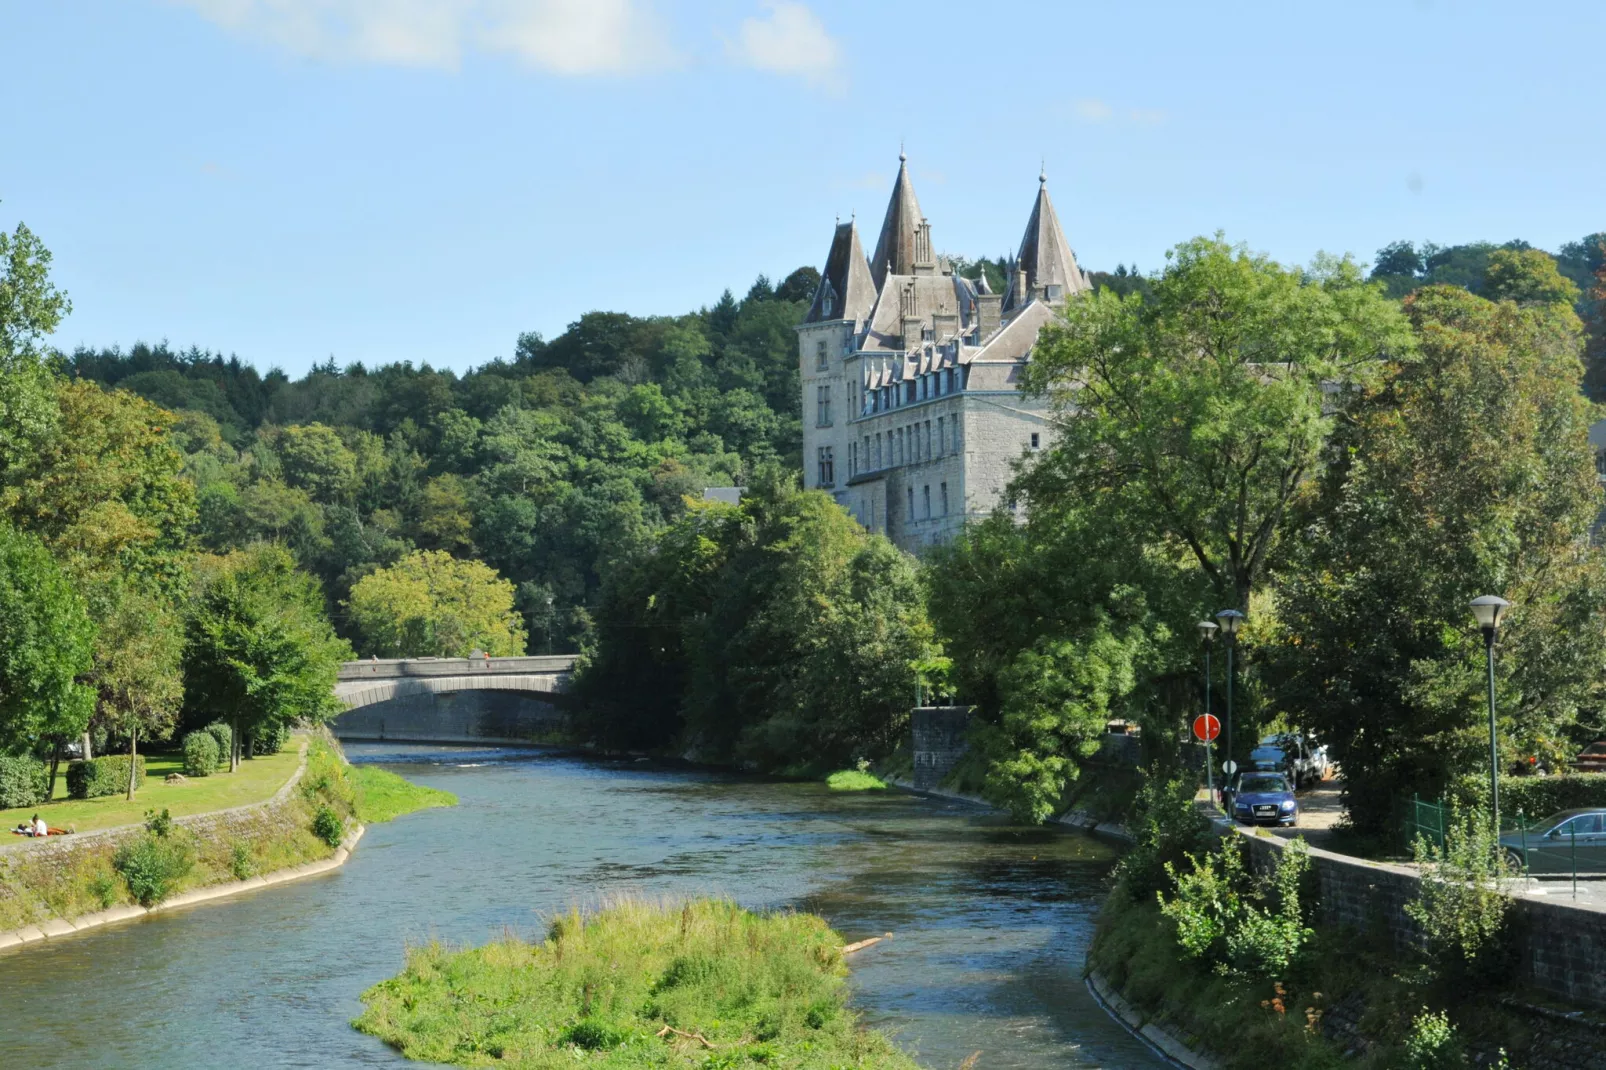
[1039,159,1047,185]
[899,140,907,164]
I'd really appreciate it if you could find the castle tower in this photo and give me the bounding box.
[1004,170,1091,312]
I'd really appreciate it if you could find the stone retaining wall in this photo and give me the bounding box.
[910,706,973,790]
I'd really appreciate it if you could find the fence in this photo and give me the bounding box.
[1410,793,1601,899]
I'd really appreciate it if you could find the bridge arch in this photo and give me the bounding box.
[331,655,577,745]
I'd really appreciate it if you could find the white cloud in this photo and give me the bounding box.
[728,2,842,88]
[1073,97,1113,122]
[170,0,680,74]
[1072,97,1167,125]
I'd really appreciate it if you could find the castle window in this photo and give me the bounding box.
[875,433,882,469]
[1030,432,1040,449]
[907,486,915,520]
[952,418,962,453]
[925,421,933,458]
[937,417,945,455]
[941,482,949,516]
[922,485,931,519]
[815,339,828,370]
[817,446,834,487]
[816,385,832,427]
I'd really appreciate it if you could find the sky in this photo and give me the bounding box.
[2,0,1602,378]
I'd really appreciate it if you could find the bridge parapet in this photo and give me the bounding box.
[337,655,577,681]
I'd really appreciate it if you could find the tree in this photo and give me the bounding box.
[1023,236,1414,611]
[0,214,71,483]
[1265,282,1606,833]
[277,422,358,503]
[1482,248,1580,307]
[185,546,351,770]
[346,550,526,658]
[0,526,96,781]
[87,585,185,800]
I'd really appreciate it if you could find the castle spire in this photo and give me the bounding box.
[870,150,927,289]
[1005,171,1089,311]
[805,219,877,324]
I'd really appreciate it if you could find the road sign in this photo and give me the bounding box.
[1192,714,1220,742]
[1222,760,1238,776]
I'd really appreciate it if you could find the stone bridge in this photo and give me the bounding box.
[330,655,578,745]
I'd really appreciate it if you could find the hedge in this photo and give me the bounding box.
[67,754,147,799]
[0,755,49,808]
[1499,774,1606,823]
[204,722,232,761]
[182,732,220,777]
[250,721,290,757]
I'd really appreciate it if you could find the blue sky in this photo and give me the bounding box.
[2,1,1601,377]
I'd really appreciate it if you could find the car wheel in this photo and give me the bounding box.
[1503,848,1526,874]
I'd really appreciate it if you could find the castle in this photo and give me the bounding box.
[797,152,1090,550]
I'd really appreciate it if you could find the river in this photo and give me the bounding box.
[0,744,1169,1069]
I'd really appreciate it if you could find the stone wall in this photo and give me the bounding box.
[331,689,567,745]
[910,706,973,790]
[1231,819,1606,1009]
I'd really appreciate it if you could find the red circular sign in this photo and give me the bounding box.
[1192,714,1220,742]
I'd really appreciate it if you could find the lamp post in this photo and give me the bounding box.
[1198,620,1219,804]
[1470,595,1511,834]
[545,594,555,655]
[1215,608,1246,788]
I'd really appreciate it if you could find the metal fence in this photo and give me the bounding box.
[1409,794,1448,852]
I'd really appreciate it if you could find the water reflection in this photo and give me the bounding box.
[0,744,1166,1069]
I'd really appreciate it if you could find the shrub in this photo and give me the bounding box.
[114,831,193,906]
[66,755,146,799]
[1493,773,1606,822]
[1158,836,1314,978]
[229,840,255,880]
[249,721,290,757]
[204,722,232,762]
[559,1019,627,1050]
[1114,773,1214,901]
[1402,1008,1463,1070]
[87,870,120,910]
[0,755,49,808]
[145,808,175,837]
[1406,804,1511,984]
[182,732,219,777]
[312,804,343,847]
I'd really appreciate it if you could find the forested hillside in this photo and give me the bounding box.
[66,267,819,652]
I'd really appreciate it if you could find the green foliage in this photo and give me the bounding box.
[1114,774,1216,901]
[352,898,919,1069]
[181,731,219,777]
[581,476,939,770]
[311,803,343,847]
[113,827,194,906]
[1406,805,1512,981]
[67,754,146,799]
[228,839,255,880]
[824,769,887,792]
[0,215,70,480]
[250,720,290,757]
[1402,1009,1464,1070]
[204,721,232,759]
[0,754,48,808]
[0,523,96,753]
[1493,773,1606,819]
[350,763,457,824]
[1266,282,1606,833]
[144,806,175,837]
[1158,836,1314,978]
[345,549,527,658]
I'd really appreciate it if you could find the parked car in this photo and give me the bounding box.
[1228,772,1299,827]
[1257,732,1331,788]
[1500,809,1606,875]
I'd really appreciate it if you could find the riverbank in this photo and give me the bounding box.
[0,734,455,949]
[354,897,921,1068]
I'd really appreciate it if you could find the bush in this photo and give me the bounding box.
[1406,804,1512,985]
[113,831,193,906]
[66,754,146,799]
[1114,773,1214,901]
[229,840,255,880]
[1493,773,1606,822]
[249,720,290,757]
[312,804,343,847]
[204,722,232,762]
[0,755,49,808]
[1158,836,1314,978]
[181,732,219,777]
[1402,1008,1463,1070]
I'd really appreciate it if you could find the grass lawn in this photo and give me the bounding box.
[351,764,457,824]
[0,742,303,836]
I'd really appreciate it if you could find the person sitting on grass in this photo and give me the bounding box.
[33,814,48,838]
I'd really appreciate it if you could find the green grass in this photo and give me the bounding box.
[825,769,888,792]
[354,898,920,1069]
[352,764,457,824]
[0,743,303,835]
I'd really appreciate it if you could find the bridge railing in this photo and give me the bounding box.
[337,655,578,681]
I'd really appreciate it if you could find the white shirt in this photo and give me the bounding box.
[33,819,47,837]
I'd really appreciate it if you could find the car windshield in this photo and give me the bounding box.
[1239,775,1288,793]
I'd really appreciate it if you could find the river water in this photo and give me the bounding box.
[0,744,1168,1069]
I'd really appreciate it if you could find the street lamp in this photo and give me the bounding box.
[1470,595,1511,834]
[1215,608,1246,788]
[545,594,555,655]
[1198,621,1219,804]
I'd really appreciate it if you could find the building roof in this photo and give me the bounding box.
[805,221,878,324]
[870,152,925,290]
[859,273,968,352]
[1005,173,1090,311]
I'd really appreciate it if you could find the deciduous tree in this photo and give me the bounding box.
[346,550,526,658]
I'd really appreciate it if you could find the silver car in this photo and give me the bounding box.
[1500,809,1606,875]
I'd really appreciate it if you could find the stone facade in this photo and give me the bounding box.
[799,153,1088,552]
[910,706,974,790]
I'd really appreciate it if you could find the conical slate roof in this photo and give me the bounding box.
[1007,173,1089,310]
[806,221,877,324]
[870,152,924,289]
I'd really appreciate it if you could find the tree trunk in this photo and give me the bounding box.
[82,730,94,762]
[231,715,241,772]
[126,726,138,802]
[47,739,62,801]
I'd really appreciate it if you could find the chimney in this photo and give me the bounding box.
[975,293,1002,338]
[1015,265,1029,308]
[914,220,936,276]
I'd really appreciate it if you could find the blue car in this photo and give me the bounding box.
[1229,772,1298,827]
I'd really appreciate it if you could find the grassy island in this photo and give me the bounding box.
[825,769,888,792]
[354,898,918,1069]
[352,764,457,824]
